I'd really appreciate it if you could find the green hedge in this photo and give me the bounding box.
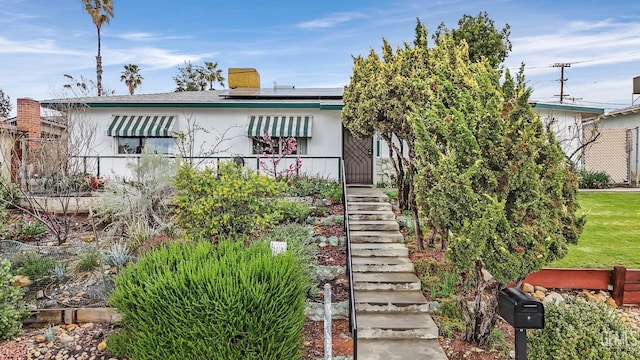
[529,298,640,359]
[108,240,307,360]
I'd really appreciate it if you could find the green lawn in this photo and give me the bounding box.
[550,191,640,269]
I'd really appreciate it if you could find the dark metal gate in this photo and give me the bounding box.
[342,127,373,184]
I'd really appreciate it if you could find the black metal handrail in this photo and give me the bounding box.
[69,155,343,181]
[341,159,357,359]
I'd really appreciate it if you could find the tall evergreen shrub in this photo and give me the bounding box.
[108,240,307,359]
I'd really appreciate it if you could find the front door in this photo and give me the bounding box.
[342,126,373,184]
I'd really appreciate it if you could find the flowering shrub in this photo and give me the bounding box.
[174,161,287,240]
[256,134,302,179]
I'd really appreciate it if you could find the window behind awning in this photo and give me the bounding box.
[246,115,313,137]
[107,115,176,137]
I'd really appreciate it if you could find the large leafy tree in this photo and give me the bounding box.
[342,20,430,247]
[174,61,226,92]
[120,64,143,95]
[433,11,511,68]
[82,0,114,96]
[0,89,11,118]
[411,33,583,345]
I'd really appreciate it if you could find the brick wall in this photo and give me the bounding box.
[17,98,41,139]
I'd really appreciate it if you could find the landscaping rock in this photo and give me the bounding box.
[534,285,548,293]
[427,301,441,314]
[12,275,32,288]
[533,290,546,301]
[314,265,346,281]
[304,300,348,321]
[543,292,564,305]
[521,282,534,293]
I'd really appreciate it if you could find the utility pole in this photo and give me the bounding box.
[553,63,571,103]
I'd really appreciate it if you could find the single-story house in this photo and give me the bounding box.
[39,86,376,184]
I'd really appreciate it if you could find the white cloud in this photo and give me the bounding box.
[296,12,366,29]
[0,36,84,56]
[105,47,218,70]
[113,32,190,41]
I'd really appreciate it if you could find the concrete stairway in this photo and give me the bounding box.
[346,187,447,360]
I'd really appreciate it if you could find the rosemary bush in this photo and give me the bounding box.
[108,240,307,359]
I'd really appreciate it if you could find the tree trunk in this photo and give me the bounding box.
[427,227,437,247]
[464,259,500,345]
[96,26,103,96]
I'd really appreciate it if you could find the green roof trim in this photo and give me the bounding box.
[41,102,344,110]
[531,102,604,114]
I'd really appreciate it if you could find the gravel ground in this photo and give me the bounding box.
[0,323,122,360]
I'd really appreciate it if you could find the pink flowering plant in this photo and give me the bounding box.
[256,134,302,180]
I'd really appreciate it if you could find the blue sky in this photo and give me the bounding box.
[2,0,640,115]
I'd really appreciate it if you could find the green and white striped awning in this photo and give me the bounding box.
[107,115,176,137]
[247,115,313,137]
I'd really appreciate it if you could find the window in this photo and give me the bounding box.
[252,137,307,155]
[117,137,174,154]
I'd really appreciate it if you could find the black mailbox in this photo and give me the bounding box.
[498,288,544,329]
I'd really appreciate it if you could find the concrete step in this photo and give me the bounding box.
[347,194,389,203]
[348,210,396,221]
[354,290,429,313]
[350,220,399,232]
[352,257,414,273]
[357,312,439,340]
[357,339,448,360]
[350,231,404,243]
[351,243,408,257]
[353,272,421,291]
[348,202,392,212]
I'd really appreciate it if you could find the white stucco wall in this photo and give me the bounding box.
[74,106,344,181]
[536,109,584,166]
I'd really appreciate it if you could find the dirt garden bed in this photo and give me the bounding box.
[0,203,353,359]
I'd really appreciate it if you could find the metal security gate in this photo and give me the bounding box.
[342,127,373,184]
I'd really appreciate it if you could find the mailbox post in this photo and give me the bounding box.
[498,288,544,360]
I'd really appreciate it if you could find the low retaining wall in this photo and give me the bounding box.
[24,308,122,325]
[17,194,101,214]
[523,266,640,306]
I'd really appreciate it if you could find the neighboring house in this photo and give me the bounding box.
[583,104,640,185]
[0,98,67,185]
[531,102,604,167]
[40,87,376,183]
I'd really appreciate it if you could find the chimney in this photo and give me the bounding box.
[17,98,41,138]
[228,68,261,89]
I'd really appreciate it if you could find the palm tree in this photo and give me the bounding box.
[203,61,225,90]
[82,0,114,96]
[120,64,143,95]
